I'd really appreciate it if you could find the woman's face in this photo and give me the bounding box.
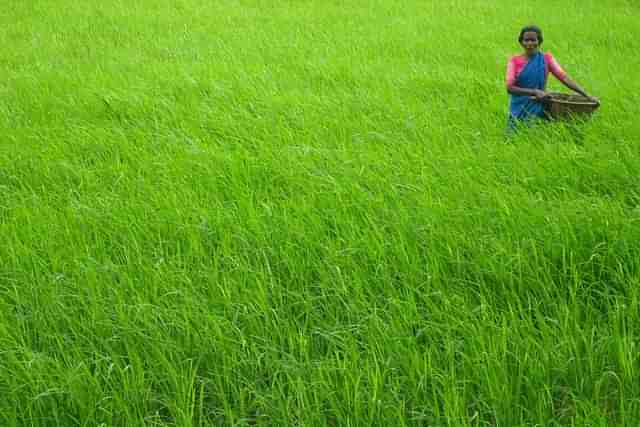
[520,31,540,55]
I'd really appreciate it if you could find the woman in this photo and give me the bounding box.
[506,25,598,130]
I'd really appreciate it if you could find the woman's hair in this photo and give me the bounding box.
[518,25,543,44]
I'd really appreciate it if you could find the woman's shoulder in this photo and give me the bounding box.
[543,52,558,61]
[508,54,526,64]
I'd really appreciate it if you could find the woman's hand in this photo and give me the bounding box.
[531,89,549,102]
[534,90,549,100]
[587,96,600,105]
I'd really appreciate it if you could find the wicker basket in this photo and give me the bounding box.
[544,92,600,120]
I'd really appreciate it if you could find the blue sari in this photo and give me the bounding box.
[508,52,547,131]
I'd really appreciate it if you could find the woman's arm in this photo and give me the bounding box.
[507,84,548,100]
[559,76,598,103]
[506,56,548,100]
[548,54,598,103]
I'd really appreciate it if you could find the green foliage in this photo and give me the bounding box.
[1,0,639,425]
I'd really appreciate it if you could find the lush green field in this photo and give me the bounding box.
[2,0,640,425]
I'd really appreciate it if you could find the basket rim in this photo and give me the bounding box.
[546,92,599,106]
[550,100,598,106]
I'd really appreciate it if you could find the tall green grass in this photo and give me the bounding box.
[2,0,640,425]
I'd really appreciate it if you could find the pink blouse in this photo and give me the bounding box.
[506,52,567,87]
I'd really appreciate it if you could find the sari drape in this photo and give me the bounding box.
[508,52,547,130]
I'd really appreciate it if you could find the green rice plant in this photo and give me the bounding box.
[1,0,639,425]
